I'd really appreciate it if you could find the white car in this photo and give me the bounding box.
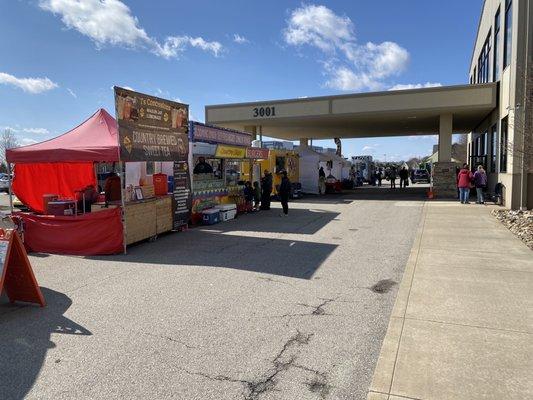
[0,173,9,192]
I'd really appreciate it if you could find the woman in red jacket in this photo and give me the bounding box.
[457,163,473,204]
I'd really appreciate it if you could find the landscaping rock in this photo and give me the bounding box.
[492,209,533,250]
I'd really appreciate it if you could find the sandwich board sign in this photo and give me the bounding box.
[0,230,45,307]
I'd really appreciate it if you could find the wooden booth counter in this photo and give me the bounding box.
[124,195,172,245]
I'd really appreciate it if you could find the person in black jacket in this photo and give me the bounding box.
[260,170,273,210]
[279,170,291,216]
[399,167,409,188]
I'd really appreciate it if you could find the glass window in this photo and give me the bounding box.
[477,32,491,83]
[493,8,501,80]
[500,117,508,172]
[490,124,498,172]
[225,160,241,186]
[503,0,512,68]
[473,67,477,83]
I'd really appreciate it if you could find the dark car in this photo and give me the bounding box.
[411,169,431,184]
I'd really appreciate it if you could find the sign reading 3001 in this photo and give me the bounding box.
[252,106,276,118]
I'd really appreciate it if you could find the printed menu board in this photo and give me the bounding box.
[173,161,191,229]
[114,87,189,162]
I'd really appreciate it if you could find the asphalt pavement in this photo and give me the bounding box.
[0,186,425,400]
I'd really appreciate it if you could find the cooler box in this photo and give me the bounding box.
[215,204,237,221]
[47,200,76,216]
[167,176,174,193]
[202,209,220,225]
[153,173,168,196]
[42,194,59,212]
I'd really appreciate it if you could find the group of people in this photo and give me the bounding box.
[374,166,410,189]
[243,170,292,216]
[457,163,488,204]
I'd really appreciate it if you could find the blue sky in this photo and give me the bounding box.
[0,0,482,161]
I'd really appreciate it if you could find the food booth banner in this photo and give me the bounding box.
[246,147,269,159]
[215,145,246,159]
[190,122,251,146]
[20,208,124,255]
[114,87,189,162]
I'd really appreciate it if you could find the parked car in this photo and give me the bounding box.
[411,169,431,184]
[0,173,10,192]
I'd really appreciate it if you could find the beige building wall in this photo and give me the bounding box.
[468,0,532,209]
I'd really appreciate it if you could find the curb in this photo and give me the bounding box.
[367,201,428,399]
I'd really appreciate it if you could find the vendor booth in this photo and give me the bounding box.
[6,87,190,255]
[188,122,268,224]
[242,146,301,199]
[297,146,336,194]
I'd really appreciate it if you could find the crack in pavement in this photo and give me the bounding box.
[180,330,318,400]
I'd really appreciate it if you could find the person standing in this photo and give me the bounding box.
[473,165,487,204]
[253,181,261,210]
[457,163,474,204]
[243,181,254,212]
[399,167,409,188]
[260,170,273,210]
[279,171,291,216]
[318,166,326,195]
[389,167,397,188]
[377,168,383,186]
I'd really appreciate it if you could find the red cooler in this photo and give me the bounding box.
[153,173,168,196]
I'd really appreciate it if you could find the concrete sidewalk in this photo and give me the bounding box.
[368,201,533,400]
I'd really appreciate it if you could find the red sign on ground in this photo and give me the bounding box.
[0,230,45,307]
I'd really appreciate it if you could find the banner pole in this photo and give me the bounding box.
[7,163,13,214]
[119,161,127,254]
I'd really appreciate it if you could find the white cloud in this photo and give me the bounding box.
[362,144,380,152]
[39,0,223,59]
[154,36,222,58]
[20,138,39,145]
[389,82,442,91]
[284,4,353,51]
[23,128,50,135]
[284,4,409,92]
[0,72,58,93]
[407,135,438,142]
[1,126,50,135]
[67,88,77,98]
[233,34,249,44]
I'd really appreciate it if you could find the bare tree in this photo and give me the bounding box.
[452,134,468,164]
[0,128,19,166]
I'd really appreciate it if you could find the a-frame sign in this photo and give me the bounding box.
[0,229,45,307]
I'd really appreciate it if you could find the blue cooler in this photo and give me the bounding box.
[202,209,220,225]
[167,176,174,193]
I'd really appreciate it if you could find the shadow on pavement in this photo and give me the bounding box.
[0,288,92,400]
[205,207,340,235]
[91,228,338,280]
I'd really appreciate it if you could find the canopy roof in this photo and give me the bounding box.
[7,109,119,163]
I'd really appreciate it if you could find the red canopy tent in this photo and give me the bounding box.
[7,109,119,212]
[5,109,124,255]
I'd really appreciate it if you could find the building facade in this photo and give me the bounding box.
[468,0,533,209]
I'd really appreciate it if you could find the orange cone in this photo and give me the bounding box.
[427,188,434,199]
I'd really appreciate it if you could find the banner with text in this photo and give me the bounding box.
[114,87,189,161]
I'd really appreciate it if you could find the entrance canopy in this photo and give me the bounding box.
[205,83,497,140]
[7,108,119,163]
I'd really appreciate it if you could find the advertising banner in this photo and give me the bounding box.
[215,145,246,159]
[172,161,191,229]
[191,122,251,147]
[245,147,269,159]
[114,87,189,162]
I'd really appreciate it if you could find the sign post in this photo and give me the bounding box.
[0,229,45,307]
